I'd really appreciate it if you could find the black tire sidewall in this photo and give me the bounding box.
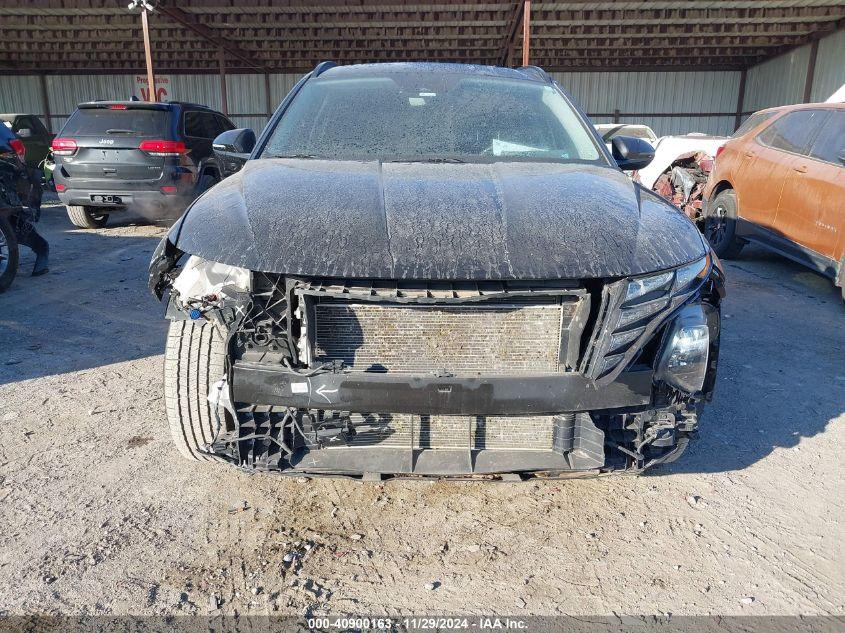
[194,173,218,197]
[705,191,739,258]
[89,208,110,226]
[0,214,20,293]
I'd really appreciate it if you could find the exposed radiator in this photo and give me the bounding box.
[312,302,565,373]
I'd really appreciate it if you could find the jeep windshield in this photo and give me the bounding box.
[262,74,604,163]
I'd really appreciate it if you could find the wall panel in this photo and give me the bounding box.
[811,28,845,102]
[743,45,811,112]
[553,70,741,136]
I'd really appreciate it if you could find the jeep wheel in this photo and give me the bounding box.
[194,173,218,197]
[0,215,19,293]
[163,320,227,462]
[67,205,109,229]
[703,190,744,259]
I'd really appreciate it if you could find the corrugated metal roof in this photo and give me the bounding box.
[1,1,843,72]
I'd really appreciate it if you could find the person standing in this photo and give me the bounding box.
[0,154,48,276]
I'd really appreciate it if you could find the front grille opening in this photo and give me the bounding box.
[312,301,566,374]
[289,277,593,374]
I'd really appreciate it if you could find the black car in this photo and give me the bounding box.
[52,101,235,228]
[0,113,54,171]
[149,62,724,478]
[0,124,42,292]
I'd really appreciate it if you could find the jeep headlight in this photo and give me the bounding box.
[655,303,709,393]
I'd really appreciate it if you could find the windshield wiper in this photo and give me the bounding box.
[268,153,319,159]
[105,129,138,134]
[386,157,466,164]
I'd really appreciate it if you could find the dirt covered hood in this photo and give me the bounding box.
[170,158,706,279]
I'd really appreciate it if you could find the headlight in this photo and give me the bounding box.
[171,256,251,302]
[672,255,710,295]
[599,254,713,378]
[625,271,673,302]
[625,255,709,305]
[655,303,709,393]
[615,255,710,330]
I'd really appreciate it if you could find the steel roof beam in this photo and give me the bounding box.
[154,4,267,72]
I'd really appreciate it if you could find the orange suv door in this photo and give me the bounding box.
[743,109,829,235]
[795,109,845,268]
[773,109,834,256]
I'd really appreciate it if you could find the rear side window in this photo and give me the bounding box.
[216,114,235,133]
[807,110,845,165]
[757,109,828,155]
[61,107,169,137]
[184,111,222,139]
[731,111,776,138]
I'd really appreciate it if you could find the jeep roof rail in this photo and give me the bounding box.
[517,66,553,83]
[313,61,337,77]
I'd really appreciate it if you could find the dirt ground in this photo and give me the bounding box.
[0,200,843,617]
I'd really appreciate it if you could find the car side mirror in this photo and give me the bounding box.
[16,128,32,138]
[213,128,255,154]
[212,128,256,177]
[611,135,655,171]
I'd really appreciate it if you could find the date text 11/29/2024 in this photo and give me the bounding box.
[307,617,528,630]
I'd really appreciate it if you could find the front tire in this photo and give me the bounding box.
[0,215,19,293]
[163,320,227,462]
[703,190,744,259]
[67,205,109,229]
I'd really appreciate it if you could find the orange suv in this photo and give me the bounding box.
[702,102,845,301]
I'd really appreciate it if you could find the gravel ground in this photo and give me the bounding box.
[0,201,843,617]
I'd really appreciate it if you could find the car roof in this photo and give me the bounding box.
[315,62,553,83]
[75,100,218,111]
[757,101,845,115]
[0,113,30,120]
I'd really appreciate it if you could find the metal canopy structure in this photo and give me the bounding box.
[1,1,844,74]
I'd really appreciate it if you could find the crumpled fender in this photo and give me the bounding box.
[148,235,184,300]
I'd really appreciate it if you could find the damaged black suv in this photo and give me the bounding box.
[149,62,724,478]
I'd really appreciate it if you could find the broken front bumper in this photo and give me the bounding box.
[232,362,653,415]
[226,364,666,476]
[150,250,722,478]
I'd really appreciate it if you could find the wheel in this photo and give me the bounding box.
[839,259,845,305]
[194,172,218,197]
[703,190,744,259]
[163,320,228,461]
[0,215,19,293]
[66,205,109,229]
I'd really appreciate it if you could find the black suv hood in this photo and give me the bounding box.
[170,159,706,280]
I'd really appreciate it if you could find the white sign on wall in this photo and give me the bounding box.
[134,74,171,102]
